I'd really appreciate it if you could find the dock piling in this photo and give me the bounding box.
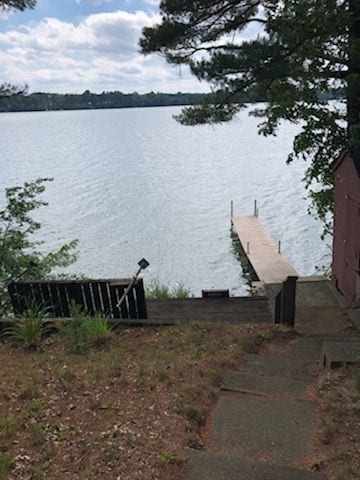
[278,241,281,254]
[254,200,258,217]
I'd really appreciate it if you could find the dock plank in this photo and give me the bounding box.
[232,215,298,284]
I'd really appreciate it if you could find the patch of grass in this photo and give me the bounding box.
[319,418,337,445]
[30,466,45,480]
[157,452,182,465]
[0,451,16,479]
[154,363,170,383]
[25,400,46,421]
[334,461,358,480]
[59,307,113,352]
[238,336,261,353]
[18,383,40,400]
[0,417,17,450]
[175,397,205,427]
[322,391,343,414]
[58,307,89,354]
[28,422,46,447]
[84,313,113,347]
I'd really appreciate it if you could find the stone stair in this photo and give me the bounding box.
[187,335,329,479]
[187,450,322,480]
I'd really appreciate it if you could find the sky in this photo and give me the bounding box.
[0,0,209,94]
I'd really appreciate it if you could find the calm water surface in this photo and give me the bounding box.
[0,106,330,296]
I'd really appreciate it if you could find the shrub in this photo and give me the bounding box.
[59,305,112,352]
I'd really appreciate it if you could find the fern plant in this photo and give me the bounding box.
[3,304,49,350]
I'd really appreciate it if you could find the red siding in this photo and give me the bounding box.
[332,152,360,305]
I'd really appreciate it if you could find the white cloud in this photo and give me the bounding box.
[0,9,207,93]
[74,0,115,5]
[0,11,159,54]
[143,0,160,6]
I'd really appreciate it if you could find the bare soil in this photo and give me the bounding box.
[0,322,281,480]
[316,365,360,480]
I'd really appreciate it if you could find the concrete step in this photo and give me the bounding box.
[321,339,360,368]
[187,450,323,480]
[222,371,311,399]
[211,395,316,466]
[236,354,315,380]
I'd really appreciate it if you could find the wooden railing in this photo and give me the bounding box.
[8,278,147,320]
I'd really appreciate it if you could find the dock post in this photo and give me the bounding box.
[280,276,297,327]
[278,241,281,254]
[230,200,234,225]
[254,200,258,217]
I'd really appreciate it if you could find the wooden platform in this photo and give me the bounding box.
[232,215,298,284]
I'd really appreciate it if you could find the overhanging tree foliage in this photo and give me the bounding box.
[141,0,360,233]
[0,0,35,10]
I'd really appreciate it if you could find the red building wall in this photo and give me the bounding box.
[332,151,360,305]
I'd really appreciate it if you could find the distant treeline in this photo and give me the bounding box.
[0,89,345,113]
[0,91,206,113]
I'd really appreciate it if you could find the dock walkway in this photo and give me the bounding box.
[232,215,298,284]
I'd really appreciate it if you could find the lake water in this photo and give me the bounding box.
[0,106,330,296]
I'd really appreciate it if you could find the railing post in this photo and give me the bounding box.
[280,276,298,327]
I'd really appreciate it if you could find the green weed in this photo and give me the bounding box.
[28,422,46,447]
[157,452,182,465]
[0,451,15,479]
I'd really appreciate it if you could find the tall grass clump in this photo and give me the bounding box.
[146,279,193,299]
[84,313,113,347]
[58,303,89,353]
[59,304,113,352]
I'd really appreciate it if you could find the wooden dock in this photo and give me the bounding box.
[232,215,298,284]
